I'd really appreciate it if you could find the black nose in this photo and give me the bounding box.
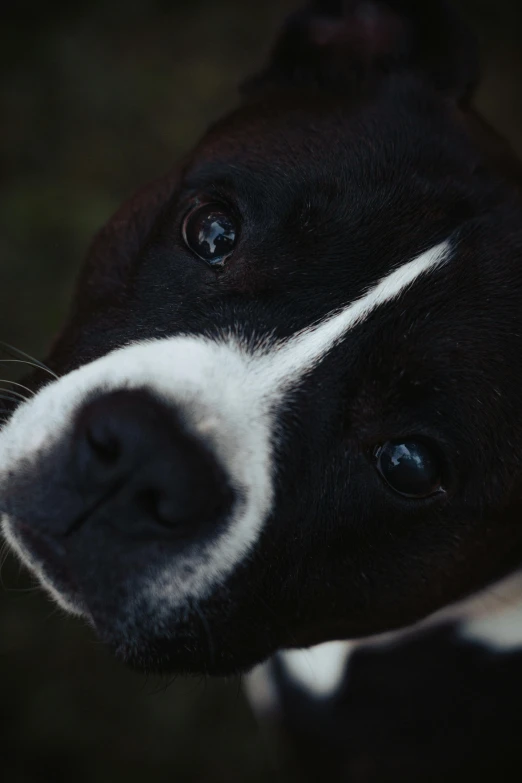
[74,389,233,531]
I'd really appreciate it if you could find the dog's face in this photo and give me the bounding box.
[2,0,522,675]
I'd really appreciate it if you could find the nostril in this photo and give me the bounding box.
[86,419,122,465]
[154,486,232,529]
[136,487,165,524]
[74,395,132,483]
[72,389,235,533]
[135,476,233,530]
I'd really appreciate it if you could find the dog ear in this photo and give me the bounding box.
[74,170,180,307]
[44,170,181,369]
[243,0,478,104]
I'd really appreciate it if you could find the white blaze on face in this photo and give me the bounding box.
[0,241,451,610]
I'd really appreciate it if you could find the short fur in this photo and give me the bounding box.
[2,2,522,779]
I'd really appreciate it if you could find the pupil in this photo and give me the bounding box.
[192,207,236,264]
[378,440,441,498]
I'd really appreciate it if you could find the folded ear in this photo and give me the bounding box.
[243,0,478,104]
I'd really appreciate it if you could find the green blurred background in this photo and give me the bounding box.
[1,1,522,781]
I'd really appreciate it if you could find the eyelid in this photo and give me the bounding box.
[179,185,242,221]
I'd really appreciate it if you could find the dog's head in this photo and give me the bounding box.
[2,0,522,675]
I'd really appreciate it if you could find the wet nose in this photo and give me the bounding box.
[74,389,233,531]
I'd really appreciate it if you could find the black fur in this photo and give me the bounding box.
[2,2,522,778]
[270,625,522,782]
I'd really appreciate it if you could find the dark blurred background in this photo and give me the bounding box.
[1,1,522,781]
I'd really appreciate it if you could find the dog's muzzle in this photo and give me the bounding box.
[68,388,233,538]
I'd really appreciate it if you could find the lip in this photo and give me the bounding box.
[16,522,79,595]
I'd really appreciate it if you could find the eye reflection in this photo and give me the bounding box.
[376,440,443,498]
[183,203,238,266]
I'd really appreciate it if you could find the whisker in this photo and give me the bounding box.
[0,358,58,379]
[0,342,59,380]
[44,605,64,622]
[0,379,35,397]
[0,541,11,591]
[193,601,216,671]
[0,389,28,403]
[5,584,42,594]
[0,546,40,596]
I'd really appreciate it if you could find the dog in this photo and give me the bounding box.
[2,0,522,779]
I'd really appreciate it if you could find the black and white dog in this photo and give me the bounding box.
[2,0,522,779]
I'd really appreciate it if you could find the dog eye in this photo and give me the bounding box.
[182,202,238,266]
[376,440,443,498]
